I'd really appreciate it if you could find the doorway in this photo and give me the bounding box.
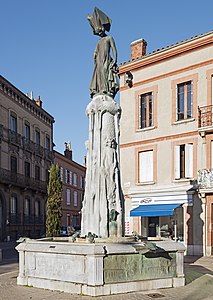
[148,216,159,237]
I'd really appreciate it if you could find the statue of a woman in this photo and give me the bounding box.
[87,7,119,99]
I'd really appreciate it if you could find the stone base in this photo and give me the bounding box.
[16,239,185,296]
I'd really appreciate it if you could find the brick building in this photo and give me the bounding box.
[119,30,213,256]
[0,75,54,241]
[54,144,86,230]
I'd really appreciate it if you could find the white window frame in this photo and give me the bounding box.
[174,143,193,179]
[139,150,153,183]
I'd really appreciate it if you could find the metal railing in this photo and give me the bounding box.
[0,125,53,161]
[198,169,213,189]
[198,105,213,128]
[0,168,47,193]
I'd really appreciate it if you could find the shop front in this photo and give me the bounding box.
[129,193,192,243]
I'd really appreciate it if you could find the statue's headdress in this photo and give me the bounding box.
[87,7,112,35]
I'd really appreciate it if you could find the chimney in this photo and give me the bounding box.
[64,142,72,160]
[36,95,43,108]
[131,39,147,60]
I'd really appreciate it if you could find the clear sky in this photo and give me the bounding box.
[0,0,213,164]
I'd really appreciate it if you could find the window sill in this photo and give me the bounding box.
[173,118,195,125]
[136,126,156,132]
[136,181,155,186]
[173,178,193,183]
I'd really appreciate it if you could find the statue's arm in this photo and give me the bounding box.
[109,36,117,63]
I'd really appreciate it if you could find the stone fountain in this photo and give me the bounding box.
[16,7,185,296]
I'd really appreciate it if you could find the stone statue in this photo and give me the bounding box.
[81,8,123,239]
[87,7,119,99]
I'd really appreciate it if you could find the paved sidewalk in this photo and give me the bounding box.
[0,256,213,299]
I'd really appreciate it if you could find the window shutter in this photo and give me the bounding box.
[185,143,193,178]
[174,145,180,179]
[139,150,153,182]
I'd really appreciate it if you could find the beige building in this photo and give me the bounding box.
[0,75,54,241]
[54,145,86,230]
[119,30,213,256]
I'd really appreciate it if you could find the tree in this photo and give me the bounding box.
[46,164,62,237]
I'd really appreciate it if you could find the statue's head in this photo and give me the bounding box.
[87,7,111,36]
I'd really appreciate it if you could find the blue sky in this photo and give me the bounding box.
[1,0,213,164]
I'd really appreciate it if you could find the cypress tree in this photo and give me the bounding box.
[46,164,62,237]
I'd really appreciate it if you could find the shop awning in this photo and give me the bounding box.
[130,203,182,217]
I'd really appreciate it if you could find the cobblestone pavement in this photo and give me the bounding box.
[0,256,213,300]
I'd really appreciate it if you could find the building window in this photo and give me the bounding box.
[66,188,71,205]
[24,122,30,141]
[72,215,78,226]
[69,171,73,185]
[24,198,30,216]
[24,161,30,177]
[35,165,40,180]
[138,150,153,183]
[176,81,192,121]
[35,129,40,145]
[60,167,63,182]
[45,135,50,150]
[139,92,153,129]
[11,156,17,174]
[10,195,17,214]
[73,173,77,187]
[10,112,17,133]
[67,214,71,226]
[74,191,78,207]
[174,144,193,179]
[35,200,40,217]
[80,176,84,189]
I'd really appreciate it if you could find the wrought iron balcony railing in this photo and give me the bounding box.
[198,105,213,128]
[9,213,21,225]
[23,215,44,225]
[22,137,35,152]
[0,168,47,193]
[198,169,213,189]
[44,149,53,161]
[0,124,53,160]
[35,215,44,225]
[8,129,22,146]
